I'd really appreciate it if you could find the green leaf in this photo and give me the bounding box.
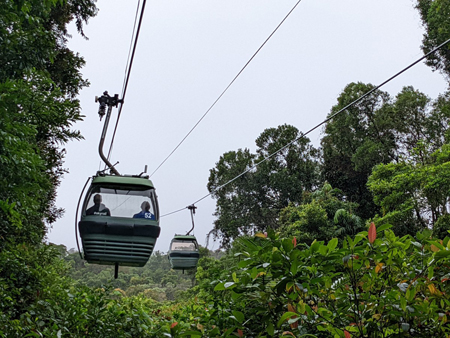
[232,310,245,323]
[238,259,253,268]
[267,322,275,336]
[400,296,407,311]
[231,290,240,301]
[310,240,321,253]
[327,238,338,251]
[376,223,392,232]
[223,327,237,337]
[214,282,225,291]
[319,245,328,256]
[428,267,434,280]
[406,287,416,301]
[282,238,294,252]
[277,312,297,328]
[435,250,450,260]
[290,260,299,275]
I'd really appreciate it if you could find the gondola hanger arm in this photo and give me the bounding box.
[186,204,197,235]
[96,91,123,176]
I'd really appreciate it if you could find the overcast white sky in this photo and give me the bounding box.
[48,0,448,253]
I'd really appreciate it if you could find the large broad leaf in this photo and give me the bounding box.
[310,240,322,253]
[232,310,245,324]
[376,223,392,232]
[327,238,338,251]
[214,282,225,291]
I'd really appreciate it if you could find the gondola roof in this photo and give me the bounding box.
[172,235,197,241]
[92,175,155,188]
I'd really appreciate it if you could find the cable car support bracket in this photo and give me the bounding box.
[95,91,123,176]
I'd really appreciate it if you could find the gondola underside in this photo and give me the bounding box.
[79,216,160,267]
[168,251,200,270]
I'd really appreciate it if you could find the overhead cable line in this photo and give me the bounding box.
[160,37,450,218]
[149,0,304,178]
[105,0,147,164]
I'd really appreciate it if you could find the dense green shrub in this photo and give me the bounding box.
[177,226,450,337]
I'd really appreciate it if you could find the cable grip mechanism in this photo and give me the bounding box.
[95,91,123,121]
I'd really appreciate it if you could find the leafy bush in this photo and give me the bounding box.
[186,225,450,337]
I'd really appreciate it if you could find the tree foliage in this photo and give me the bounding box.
[0,0,98,333]
[208,124,321,247]
[279,183,362,244]
[64,249,199,301]
[369,142,450,237]
[321,82,397,220]
[0,0,97,245]
[322,83,450,222]
[416,0,450,79]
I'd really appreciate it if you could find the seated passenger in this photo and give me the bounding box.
[133,201,155,220]
[86,194,111,216]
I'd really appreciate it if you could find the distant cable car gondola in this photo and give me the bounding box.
[75,92,160,278]
[168,205,199,272]
[168,235,199,271]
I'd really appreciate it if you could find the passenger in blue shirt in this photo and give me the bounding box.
[133,201,155,220]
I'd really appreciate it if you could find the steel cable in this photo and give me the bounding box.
[149,0,304,178]
[105,0,147,164]
[160,37,450,218]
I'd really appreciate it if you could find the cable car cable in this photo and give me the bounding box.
[160,36,450,218]
[121,0,142,100]
[105,0,147,165]
[149,0,304,179]
[161,207,187,218]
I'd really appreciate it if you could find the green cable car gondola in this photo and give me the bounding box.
[75,92,161,278]
[78,174,160,270]
[168,234,199,271]
[168,205,199,271]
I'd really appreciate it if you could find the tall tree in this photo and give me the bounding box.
[392,86,450,158]
[0,1,97,325]
[322,82,450,222]
[321,82,396,220]
[0,0,97,245]
[208,124,320,247]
